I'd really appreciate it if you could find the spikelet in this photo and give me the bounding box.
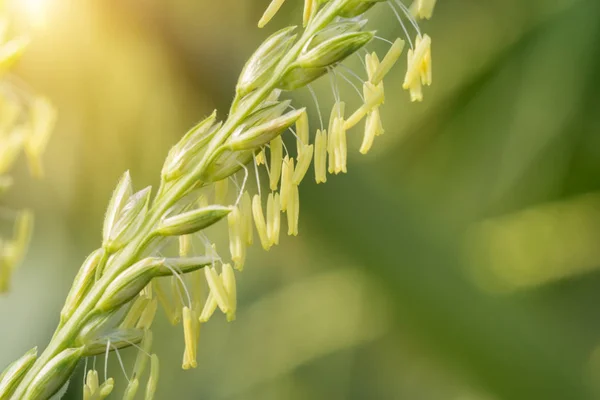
[269,136,283,190]
[252,194,271,250]
[314,129,328,184]
[280,156,294,212]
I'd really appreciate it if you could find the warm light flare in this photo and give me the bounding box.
[11,0,50,29]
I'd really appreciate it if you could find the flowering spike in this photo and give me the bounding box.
[222,263,237,322]
[314,129,328,184]
[258,0,286,28]
[269,136,283,191]
[280,156,294,212]
[293,144,313,185]
[252,194,271,250]
[182,307,198,369]
[372,38,405,85]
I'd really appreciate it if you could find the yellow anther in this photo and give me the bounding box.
[403,34,431,90]
[314,129,328,184]
[293,144,313,185]
[182,306,198,369]
[372,38,405,85]
[252,194,271,250]
[269,136,283,191]
[199,291,218,323]
[204,266,231,314]
[240,191,254,247]
[222,263,237,322]
[360,108,384,155]
[266,192,281,245]
[280,156,294,212]
[287,184,300,236]
[228,206,246,271]
[258,0,286,28]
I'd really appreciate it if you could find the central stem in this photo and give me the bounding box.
[10,1,351,398]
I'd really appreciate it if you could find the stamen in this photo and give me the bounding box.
[258,0,286,28]
[222,263,237,322]
[269,136,283,191]
[253,152,262,197]
[252,194,271,250]
[314,129,328,184]
[280,156,294,212]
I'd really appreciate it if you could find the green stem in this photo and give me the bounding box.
[9,1,351,398]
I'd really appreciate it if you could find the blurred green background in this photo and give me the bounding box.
[2,0,600,398]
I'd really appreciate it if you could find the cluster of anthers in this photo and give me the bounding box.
[0,0,436,399]
[0,3,56,294]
